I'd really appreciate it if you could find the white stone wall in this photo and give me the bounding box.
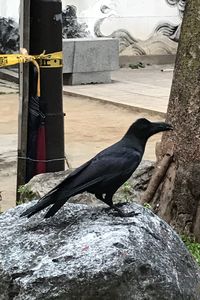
[0,0,19,21]
[66,0,180,38]
[0,0,185,55]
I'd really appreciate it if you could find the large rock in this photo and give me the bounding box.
[0,202,199,300]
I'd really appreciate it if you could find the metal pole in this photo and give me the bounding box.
[29,0,65,173]
[17,0,30,198]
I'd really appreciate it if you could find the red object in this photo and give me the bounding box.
[36,123,46,174]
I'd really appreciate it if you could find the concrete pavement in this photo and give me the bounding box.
[0,65,173,117]
[63,65,174,117]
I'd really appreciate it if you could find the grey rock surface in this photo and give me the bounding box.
[0,202,200,300]
[21,160,154,205]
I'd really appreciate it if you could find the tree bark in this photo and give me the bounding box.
[148,0,200,241]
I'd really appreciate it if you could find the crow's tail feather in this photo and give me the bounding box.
[20,191,58,218]
[44,198,67,218]
[20,177,102,218]
[42,177,102,218]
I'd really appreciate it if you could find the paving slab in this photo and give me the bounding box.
[63,65,174,117]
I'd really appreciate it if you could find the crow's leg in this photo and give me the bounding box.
[104,194,139,218]
[95,193,138,217]
[95,193,105,202]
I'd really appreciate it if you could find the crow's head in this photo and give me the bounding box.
[126,118,173,140]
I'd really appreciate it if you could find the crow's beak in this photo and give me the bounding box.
[160,122,173,131]
[150,122,173,135]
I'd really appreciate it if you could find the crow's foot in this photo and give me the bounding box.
[114,202,127,208]
[112,205,140,218]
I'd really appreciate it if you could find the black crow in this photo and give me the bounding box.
[21,118,173,218]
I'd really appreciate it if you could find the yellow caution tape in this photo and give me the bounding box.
[0,48,63,96]
[35,51,62,68]
[0,50,62,68]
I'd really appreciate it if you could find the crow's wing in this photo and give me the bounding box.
[42,159,93,198]
[43,145,142,218]
[53,144,142,197]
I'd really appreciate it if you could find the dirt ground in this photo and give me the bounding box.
[0,93,164,211]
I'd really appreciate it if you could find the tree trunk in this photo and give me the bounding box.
[147,0,200,241]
